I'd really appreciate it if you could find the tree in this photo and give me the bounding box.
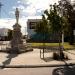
[35,15,49,58]
[36,15,49,34]
[59,0,75,44]
[44,3,69,60]
[7,29,13,40]
[35,14,50,42]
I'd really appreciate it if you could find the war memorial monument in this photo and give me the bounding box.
[7,8,33,53]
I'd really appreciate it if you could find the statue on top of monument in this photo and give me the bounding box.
[15,8,19,23]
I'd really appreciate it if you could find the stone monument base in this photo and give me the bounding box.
[6,44,33,54]
[9,47,20,54]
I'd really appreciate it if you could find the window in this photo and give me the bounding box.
[29,22,37,29]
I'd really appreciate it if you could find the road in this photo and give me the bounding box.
[0,65,75,75]
[0,67,61,75]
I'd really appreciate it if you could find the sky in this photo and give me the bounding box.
[0,0,59,35]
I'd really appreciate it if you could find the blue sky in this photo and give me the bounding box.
[0,0,50,18]
[0,0,58,34]
[0,0,18,18]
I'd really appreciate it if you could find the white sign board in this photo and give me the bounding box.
[73,30,75,35]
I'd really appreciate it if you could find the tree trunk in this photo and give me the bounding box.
[59,31,64,60]
[62,32,64,46]
[69,27,74,45]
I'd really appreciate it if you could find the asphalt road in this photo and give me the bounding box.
[0,67,62,75]
[0,65,75,75]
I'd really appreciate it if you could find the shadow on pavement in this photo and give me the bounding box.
[1,53,18,69]
[65,50,75,56]
[52,63,75,75]
[43,57,54,62]
[52,67,64,75]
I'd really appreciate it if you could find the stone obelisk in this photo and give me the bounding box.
[11,8,23,53]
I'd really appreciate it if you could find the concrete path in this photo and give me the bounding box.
[0,66,75,75]
[0,49,75,66]
[0,49,75,75]
[0,67,58,75]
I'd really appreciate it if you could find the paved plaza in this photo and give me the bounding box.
[0,49,75,75]
[0,48,75,66]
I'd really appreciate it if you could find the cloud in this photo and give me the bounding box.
[7,0,59,35]
[12,5,25,10]
[9,4,25,18]
[22,5,36,16]
[11,4,36,16]
[0,18,27,35]
[9,11,14,15]
[21,0,59,11]
[0,19,15,29]
[20,0,51,15]
[26,16,42,19]
[10,0,59,18]
[17,1,22,4]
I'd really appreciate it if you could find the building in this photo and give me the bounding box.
[0,28,8,40]
[27,19,41,39]
[27,19,60,42]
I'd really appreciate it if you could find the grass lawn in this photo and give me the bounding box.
[30,42,75,49]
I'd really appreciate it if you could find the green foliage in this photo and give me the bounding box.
[35,2,69,44]
[35,14,49,34]
[59,0,75,44]
[7,29,13,40]
[44,3,70,60]
[44,3,68,33]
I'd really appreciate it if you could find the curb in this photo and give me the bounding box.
[0,63,75,68]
